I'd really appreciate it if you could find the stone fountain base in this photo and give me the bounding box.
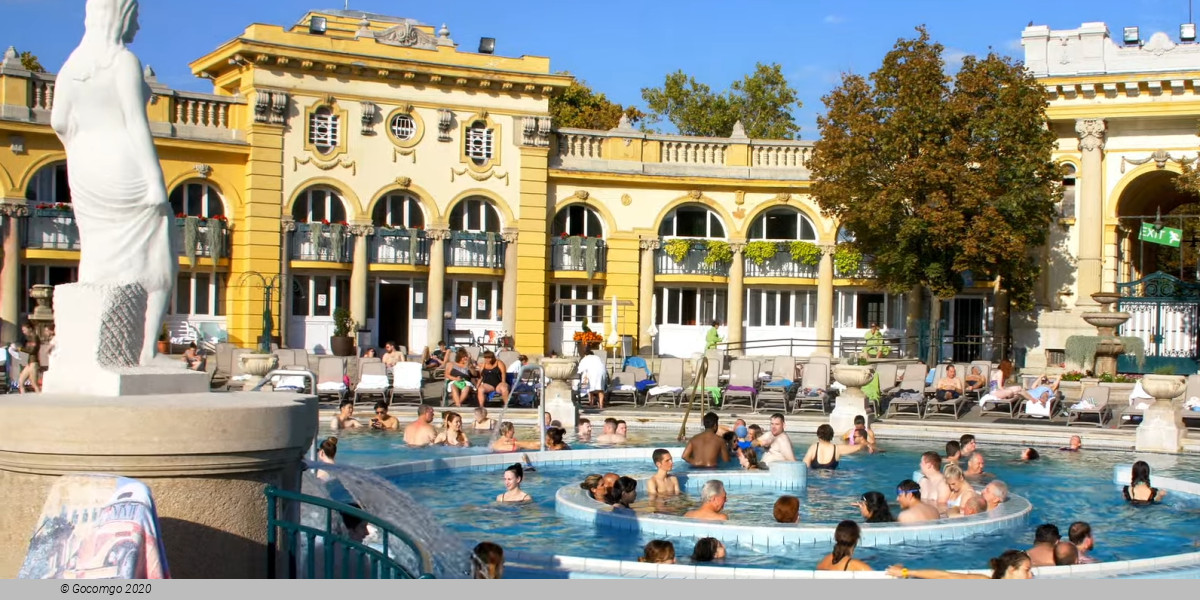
[0,392,318,578]
[1136,400,1187,453]
[829,365,873,434]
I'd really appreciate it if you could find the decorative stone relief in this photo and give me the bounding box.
[733,208,746,220]
[639,237,661,251]
[360,101,377,135]
[193,164,212,178]
[1142,32,1176,57]
[294,156,357,175]
[1075,118,1107,152]
[1120,150,1198,173]
[573,190,589,200]
[395,176,412,188]
[374,22,439,49]
[730,241,747,254]
[393,147,416,164]
[774,192,792,204]
[254,90,289,125]
[437,109,453,142]
[281,217,296,233]
[450,166,508,185]
[620,194,632,206]
[349,223,375,237]
[0,200,29,218]
[426,226,453,241]
[501,228,520,244]
[689,190,702,200]
[734,190,745,206]
[9,134,25,154]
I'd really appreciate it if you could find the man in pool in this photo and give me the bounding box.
[1068,521,1097,564]
[717,418,747,436]
[1027,524,1061,567]
[577,418,593,442]
[755,413,796,466]
[646,449,681,496]
[982,480,1009,511]
[959,434,977,458]
[896,479,939,523]
[472,407,496,431]
[370,401,400,430]
[684,480,728,521]
[331,399,361,430]
[965,452,994,479]
[403,404,438,446]
[616,420,629,438]
[682,412,730,468]
[596,418,624,444]
[959,495,988,516]
[918,452,951,510]
[944,440,961,463]
[1061,435,1083,452]
[1054,541,1079,566]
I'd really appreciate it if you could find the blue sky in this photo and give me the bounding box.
[0,0,1193,136]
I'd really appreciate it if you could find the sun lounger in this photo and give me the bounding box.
[1067,386,1112,427]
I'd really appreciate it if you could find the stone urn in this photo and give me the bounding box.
[540,357,579,383]
[539,357,580,426]
[240,353,278,379]
[1136,374,1187,453]
[1080,292,1131,377]
[829,364,874,434]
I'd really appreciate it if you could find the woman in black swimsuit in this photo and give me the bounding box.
[1123,460,1166,505]
[802,424,866,470]
[475,351,510,408]
[816,520,873,571]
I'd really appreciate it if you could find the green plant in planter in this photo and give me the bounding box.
[789,241,821,266]
[703,240,732,266]
[183,216,200,268]
[1154,365,1177,375]
[333,307,354,338]
[833,245,862,275]
[744,241,779,266]
[663,238,693,263]
[1060,370,1086,382]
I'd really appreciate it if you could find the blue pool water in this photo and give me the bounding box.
[331,428,1200,571]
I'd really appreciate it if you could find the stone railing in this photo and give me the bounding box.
[750,140,813,169]
[30,73,55,111]
[658,138,727,165]
[555,130,605,161]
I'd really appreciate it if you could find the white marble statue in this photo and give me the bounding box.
[50,0,176,365]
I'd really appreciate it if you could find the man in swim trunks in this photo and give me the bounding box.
[755,413,796,466]
[331,399,361,430]
[646,449,681,496]
[370,401,401,430]
[1020,375,1061,408]
[382,341,405,368]
[682,412,730,468]
[918,452,951,511]
[896,480,939,523]
[683,480,728,521]
[403,404,437,446]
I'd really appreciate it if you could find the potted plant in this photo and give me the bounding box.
[330,307,356,356]
[157,323,170,355]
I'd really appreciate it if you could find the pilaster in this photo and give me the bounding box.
[1075,118,1107,308]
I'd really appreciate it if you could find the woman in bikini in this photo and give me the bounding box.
[475,351,510,408]
[942,462,977,515]
[816,520,873,571]
[1124,460,1166,505]
[433,411,470,447]
[490,421,542,453]
[802,424,866,470]
[497,463,532,503]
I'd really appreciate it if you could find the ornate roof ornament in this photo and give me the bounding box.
[375,22,439,49]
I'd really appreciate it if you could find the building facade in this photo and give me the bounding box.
[1,11,1197,369]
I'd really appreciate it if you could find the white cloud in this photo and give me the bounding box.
[944,48,969,75]
[1005,38,1024,52]
[823,14,845,25]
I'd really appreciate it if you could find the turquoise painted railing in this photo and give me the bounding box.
[265,486,435,579]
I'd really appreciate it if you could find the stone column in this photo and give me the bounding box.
[0,201,27,345]
[726,241,747,356]
[638,237,660,355]
[348,222,373,338]
[1075,118,1106,308]
[501,228,519,337]
[814,244,835,356]
[426,227,450,350]
[279,218,295,348]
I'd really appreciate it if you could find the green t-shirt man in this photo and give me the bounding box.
[705,321,723,350]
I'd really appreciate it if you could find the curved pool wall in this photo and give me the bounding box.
[372,448,1200,579]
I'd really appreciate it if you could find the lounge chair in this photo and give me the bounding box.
[869,363,899,415]
[758,356,797,413]
[884,364,928,419]
[688,355,723,410]
[315,357,347,404]
[354,361,390,407]
[208,342,234,389]
[925,367,969,420]
[1183,375,1200,431]
[1067,386,1112,427]
[647,358,685,407]
[1018,376,1064,420]
[389,362,425,406]
[225,348,253,390]
[607,371,641,407]
[722,359,758,411]
[792,362,831,414]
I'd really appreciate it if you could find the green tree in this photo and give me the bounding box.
[810,27,1059,363]
[640,62,800,138]
[550,79,644,130]
[18,50,45,73]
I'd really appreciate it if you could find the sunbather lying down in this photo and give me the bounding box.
[1019,375,1060,406]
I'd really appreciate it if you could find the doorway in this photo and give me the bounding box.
[951,298,984,362]
[377,282,411,350]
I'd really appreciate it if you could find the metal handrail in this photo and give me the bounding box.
[265,486,435,579]
[677,356,709,440]
[517,364,548,451]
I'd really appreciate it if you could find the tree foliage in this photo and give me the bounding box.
[640,63,800,139]
[810,27,1060,312]
[18,50,45,73]
[550,79,645,130]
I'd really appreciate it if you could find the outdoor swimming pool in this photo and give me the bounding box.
[333,428,1200,573]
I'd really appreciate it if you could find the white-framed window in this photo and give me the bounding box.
[659,205,726,239]
[291,274,350,318]
[292,187,347,223]
[553,204,604,237]
[448,197,501,232]
[170,272,226,316]
[655,287,727,326]
[744,288,817,328]
[465,121,494,165]
[19,265,77,314]
[447,279,501,320]
[749,208,817,241]
[169,181,225,217]
[837,290,890,329]
[390,113,416,140]
[549,285,604,322]
[372,193,425,228]
[24,162,71,204]
[308,107,339,154]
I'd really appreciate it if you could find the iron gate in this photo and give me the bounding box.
[1116,271,1200,374]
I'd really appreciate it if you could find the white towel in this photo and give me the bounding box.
[648,385,684,396]
[1071,398,1096,410]
[357,374,390,390]
[317,381,347,392]
[275,375,306,390]
[978,393,999,407]
[1024,399,1052,418]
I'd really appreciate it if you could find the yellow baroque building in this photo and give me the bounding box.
[2,11,1199,371]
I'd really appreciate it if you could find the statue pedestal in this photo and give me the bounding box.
[1136,375,1186,453]
[0,392,318,578]
[829,365,874,434]
[544,381,577,428]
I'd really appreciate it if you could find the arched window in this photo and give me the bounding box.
[169,181,225,218]
[464,120,494,166]
[292,187,348,223]
[448,197,501,232]
[553,204,604,237]
[25,162,71,204]
[308,106,339,155]
[372,193,425,228]
[658,204,725,238]
[749,208,817,241]
[1060,163,1077,218]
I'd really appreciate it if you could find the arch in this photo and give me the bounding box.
[552,202,608,237]
[365,181,441,225]
[15,152,67,195]
[164,170,244,216]
[554,197,618,237]
[1108,163,1192,219]
[445,188,515,228]
[23,160,71,204]
[0,160,14,197]
[656,200,729,239]
[286,177,363,221]
[370,191,426,229]
[744,205,819,242]
[168,179,230,219]
[651,194,736,237]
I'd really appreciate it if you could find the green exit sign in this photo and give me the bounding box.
[1139,222,1183,248]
